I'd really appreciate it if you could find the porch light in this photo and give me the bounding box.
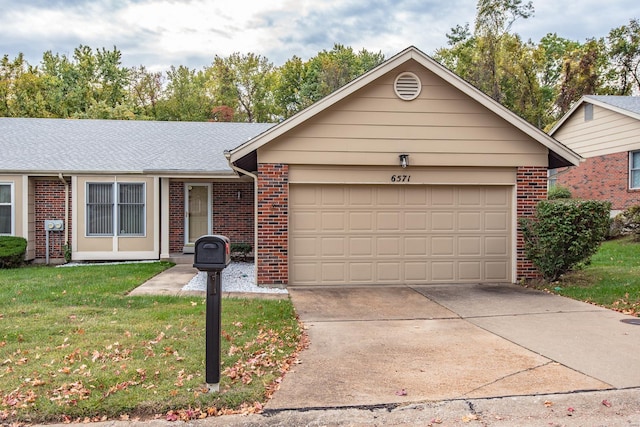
[399,154,409,168]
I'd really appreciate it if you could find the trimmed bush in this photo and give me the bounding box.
[547,185,572,200]
[519,199,611,282]
[0,236,27,269]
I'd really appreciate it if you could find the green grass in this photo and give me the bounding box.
[535,236,640,315]
[0,263,302,424]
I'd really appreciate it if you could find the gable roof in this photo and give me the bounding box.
[0,118,274,175]
[550,95,640,135]
[228,46,581,169]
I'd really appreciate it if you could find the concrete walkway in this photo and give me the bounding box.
[267,284,640,410]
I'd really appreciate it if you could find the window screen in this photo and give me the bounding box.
[118,183,145,236]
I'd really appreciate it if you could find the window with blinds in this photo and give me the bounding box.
[87,182,145,236]
[0,183,12,235]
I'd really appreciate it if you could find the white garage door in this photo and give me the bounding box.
[289,185,512,285]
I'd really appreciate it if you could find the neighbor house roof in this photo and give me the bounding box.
[228,46,581,169]
[549,95,640,135]
[0,118,274,175]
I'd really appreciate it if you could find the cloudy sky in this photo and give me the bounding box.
[1,0,638,71]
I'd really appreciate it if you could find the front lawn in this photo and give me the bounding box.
[534,236,640,316]
[0,262,302,424]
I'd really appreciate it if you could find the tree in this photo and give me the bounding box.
[555,39,605,115]
[603,19,640,95]
[156,65,212,121]
[207,52,276,122]
[128,66,164,119]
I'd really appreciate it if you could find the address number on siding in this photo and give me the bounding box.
[390,175,411,182]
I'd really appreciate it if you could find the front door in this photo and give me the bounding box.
[185,183,211,247]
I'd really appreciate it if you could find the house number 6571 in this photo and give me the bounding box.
[391,175,410,182]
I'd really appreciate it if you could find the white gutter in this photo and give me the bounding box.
[224,150,259,286]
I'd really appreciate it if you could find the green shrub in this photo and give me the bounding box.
[610,205,640,241]
[519,199,611,282]
[230,242,252,261]
[547,185,572,200]
[0,236,27,268]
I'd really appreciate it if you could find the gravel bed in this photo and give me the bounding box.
[182,262,288,294]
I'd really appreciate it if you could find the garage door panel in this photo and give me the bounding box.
[291,237,318,256]
[405,237,428,256]
[349,212,374,230]
[432,236,454,256]
[458,212,482,230]
[290,185,511,285]
[485,261,508,280]
[432,212,455,230]
[320,262,347,283]
[485,236,508,255]
[459,262,482,280]
[432,262,455,281]
[458,236,481,256]
[321,237,345,256]
[350,263,374,282]
[376,236,400,256]
[321,212,345,230]
[377,211,401,230]
[485,212,509,231]
[377,262,401,281]
[321,187,346,205]
[291,211,318,231]
[405,211,428,229]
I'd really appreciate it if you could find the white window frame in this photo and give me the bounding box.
[0,182,14,235]
[86,182,146,237]
[630,151,640,190]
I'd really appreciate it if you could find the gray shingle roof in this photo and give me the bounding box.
[585,95,640,116]
[0,118,274,174]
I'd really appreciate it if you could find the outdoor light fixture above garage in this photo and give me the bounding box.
[399,154,409,168]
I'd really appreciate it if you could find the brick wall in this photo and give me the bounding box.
[212,181,254,245]
[169,181,184,253]
[516,166,547,281]
[34,179,71,260]
[168,180,255,254]
[256,163,288,286]
[555,151,640,211]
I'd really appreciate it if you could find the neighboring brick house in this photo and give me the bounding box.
[550,95,640,213]
[0,119,273,263]
[228,46,581,287]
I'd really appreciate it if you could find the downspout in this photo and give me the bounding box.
[58,173,69,254]
[224,151,259,286]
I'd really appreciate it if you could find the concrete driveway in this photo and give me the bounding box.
[267,284,640,410]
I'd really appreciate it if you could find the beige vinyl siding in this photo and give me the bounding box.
[259,60,548,168]
[553,105,640,158]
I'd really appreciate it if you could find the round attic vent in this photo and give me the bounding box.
[394,72,421,100]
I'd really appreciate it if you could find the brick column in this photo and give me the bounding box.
[34,179,70,260]
[516,166,547,281]
[256,163,288,286]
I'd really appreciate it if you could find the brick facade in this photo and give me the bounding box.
[256,163,289,286]
[34,179,72,261]
[516,166,547,281]
[252,164,547,285]
[168,180,255,254]
[555,151,640,211]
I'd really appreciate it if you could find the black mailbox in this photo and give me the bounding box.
[193,235,230,271]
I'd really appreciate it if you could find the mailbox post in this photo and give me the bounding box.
[193,235,231,392]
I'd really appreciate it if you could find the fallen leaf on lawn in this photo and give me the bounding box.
[462,413,479,422]
[602,399,612,407]
[544,400,553,407]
